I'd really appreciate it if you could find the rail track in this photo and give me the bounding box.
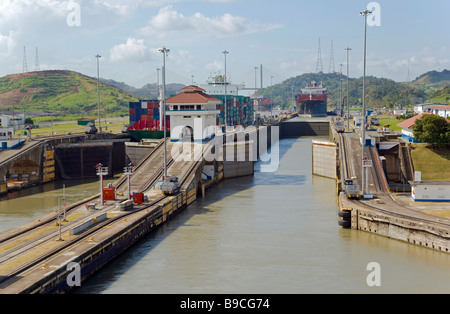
[0,139,207,287]
[335,120,450,229]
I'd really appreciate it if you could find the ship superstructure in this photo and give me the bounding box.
[296,81,327,117]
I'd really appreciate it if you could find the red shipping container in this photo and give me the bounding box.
[103,187,116,201]
[133,192,144,204]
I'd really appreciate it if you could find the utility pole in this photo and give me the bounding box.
[95,54,101,132]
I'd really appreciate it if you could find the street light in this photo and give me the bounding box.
[223,50,229,126]
[344,47,351,129]
[95,54,101,132]
[360,9,372,198]
[339,63,343,117]
[254,66,258,90]
[157,68,162,131]
[159,46,170,182]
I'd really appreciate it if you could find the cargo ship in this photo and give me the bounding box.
[295,81,327,117]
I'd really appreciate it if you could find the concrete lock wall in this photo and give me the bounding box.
[312,140,336,179]
[222,141,254,179]
[352,209,450,253]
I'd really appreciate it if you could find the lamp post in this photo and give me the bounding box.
[360,9,372,197]
[339,63,343,117]
[157,68,162,131]
[344,47,351,129]
[159,47,170,182]
[95,54,101,132]
[223,50,229,126]
[254,66,258,90]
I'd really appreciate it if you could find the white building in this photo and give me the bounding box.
[414,103,448,115]
[0,114,25,128]
[423,105,450,118]
[166,85,221,142]
[409,181,450,202]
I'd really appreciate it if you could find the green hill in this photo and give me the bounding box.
[0,70,140,120]
[257,72,428,110]
[427,86,450,104]
[100,78,184,99]
[414,69,450,85]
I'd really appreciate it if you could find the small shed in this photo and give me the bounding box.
[409,181,450,202]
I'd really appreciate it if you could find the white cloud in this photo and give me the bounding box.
[0,31,16,57]
[110,38,153,63]
[355,52,450,81]
[140,5,282,37]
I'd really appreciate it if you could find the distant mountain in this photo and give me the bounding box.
[414,69,450,85]
[100,78,184,100]
[0,70,140,117]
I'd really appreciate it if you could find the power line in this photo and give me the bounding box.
[316,38,323,73]
[329,40,335,73]
[35,47,40,71]
[23,46,28,73]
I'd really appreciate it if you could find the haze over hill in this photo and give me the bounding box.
[0,68,448,121]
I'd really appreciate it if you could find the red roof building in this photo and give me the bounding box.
[166,85,220,142]
[397,112,449,142]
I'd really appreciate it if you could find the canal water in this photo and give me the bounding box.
[2,137,450,293]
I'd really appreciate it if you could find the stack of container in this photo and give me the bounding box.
[214,95,254,127]
[128,100,170,131]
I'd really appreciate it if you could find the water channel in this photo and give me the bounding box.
[1,137,450,293]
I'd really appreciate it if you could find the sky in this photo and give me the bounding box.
[0,0,448,91]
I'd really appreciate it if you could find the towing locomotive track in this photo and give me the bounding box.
[0,138,205,292]
[334,118,450,252]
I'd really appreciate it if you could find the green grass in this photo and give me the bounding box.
[378,117,404,130]
[16,117,129,137]
[410,143,450,181]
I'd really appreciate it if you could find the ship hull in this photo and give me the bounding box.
[297,100,327,117]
